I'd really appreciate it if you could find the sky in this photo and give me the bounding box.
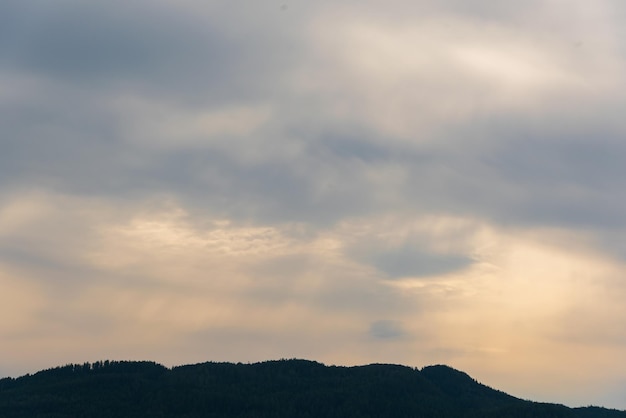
[2,0,626,409]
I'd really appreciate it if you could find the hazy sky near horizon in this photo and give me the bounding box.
[2,0,626,409]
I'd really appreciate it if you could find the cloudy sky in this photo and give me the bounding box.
[2,0,626,409]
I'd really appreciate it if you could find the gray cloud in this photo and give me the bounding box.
[2,0,624,234]
[430,123,626,230]
[371,247,471,279]
[369,320,406,340]
[0,1,305,103]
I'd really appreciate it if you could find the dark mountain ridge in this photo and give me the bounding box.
[0,359,623,418]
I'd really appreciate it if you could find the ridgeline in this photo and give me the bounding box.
[0,359,624,417]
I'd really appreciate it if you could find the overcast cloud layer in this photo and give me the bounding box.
[2,0,626,409]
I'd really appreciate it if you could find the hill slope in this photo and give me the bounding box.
[0,359,623,418]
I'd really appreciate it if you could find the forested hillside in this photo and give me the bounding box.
[0,359,623,418]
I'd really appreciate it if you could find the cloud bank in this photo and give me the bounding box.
[2,0,626,409]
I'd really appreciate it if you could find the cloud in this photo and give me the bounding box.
[372,249,470,279]
[2,189,626,408]
[369,320,406,340]
[293,3,619,144]
[0,0,305,102]
[2,0,626,410]
[2,0,624,231]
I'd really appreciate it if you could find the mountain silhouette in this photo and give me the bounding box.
[0,359,623,417]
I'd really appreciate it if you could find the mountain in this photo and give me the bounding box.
[0,359,624,418]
